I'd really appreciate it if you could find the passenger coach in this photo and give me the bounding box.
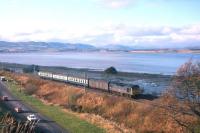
[38,71,142,97]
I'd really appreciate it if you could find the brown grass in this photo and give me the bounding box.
[0,71,198,133]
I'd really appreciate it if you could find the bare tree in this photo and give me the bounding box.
[173,59,200,118]
[165,59,200,132]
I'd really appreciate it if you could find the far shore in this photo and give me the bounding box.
[0,48,200,54]
[129,49,200,54]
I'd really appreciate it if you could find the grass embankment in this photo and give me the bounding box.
[5,81,105,133]
[2,71,198,133]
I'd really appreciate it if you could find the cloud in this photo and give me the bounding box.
[72,23,200,48]
[14,30,49,36]
[98,0,136,9]
[179,24,200,34]
[0,23,200,49]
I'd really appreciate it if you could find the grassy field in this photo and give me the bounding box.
[5,81,105,133]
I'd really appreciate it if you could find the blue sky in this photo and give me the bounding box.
[0,0,200,48]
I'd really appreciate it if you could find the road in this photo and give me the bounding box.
[0,81,69,133]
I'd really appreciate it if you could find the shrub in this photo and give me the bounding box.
[0,113,38,133]
[24,83,38,95]
[69,93,83,105]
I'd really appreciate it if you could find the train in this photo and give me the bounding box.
[38,71,143,97]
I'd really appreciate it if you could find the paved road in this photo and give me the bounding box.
[0,81,68,133]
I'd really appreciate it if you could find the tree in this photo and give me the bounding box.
[104,66,118,74]
[173,60,200,117]
[168,59,200,132]
[23,65,40,73]
[2,68,14,72]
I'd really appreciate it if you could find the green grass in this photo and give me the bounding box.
[5,81,105,133]
[192,121,200,133]
[0,103,9,117]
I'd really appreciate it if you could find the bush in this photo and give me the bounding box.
[104,66,118,74]
[0,113,37,133]
[67,93,83,112]
[70,105,83,112]
[68,93,83,105]
[24,83,38,95]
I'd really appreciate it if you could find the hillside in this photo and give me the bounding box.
[1,71,198,133]
[0,41,199,53]
[0,41,97,52]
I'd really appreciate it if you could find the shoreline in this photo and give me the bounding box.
[0,61,172,77]
[0,49,199,54]
[129,49,200,54]
[0,62,172,95]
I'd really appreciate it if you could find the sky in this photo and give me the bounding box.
[0,0,200,48]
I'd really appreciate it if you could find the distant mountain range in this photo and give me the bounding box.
[0,41,199,53]
[0,41,97,52]
[100,44,134,51]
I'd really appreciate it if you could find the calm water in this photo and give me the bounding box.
[0,51,199,75]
